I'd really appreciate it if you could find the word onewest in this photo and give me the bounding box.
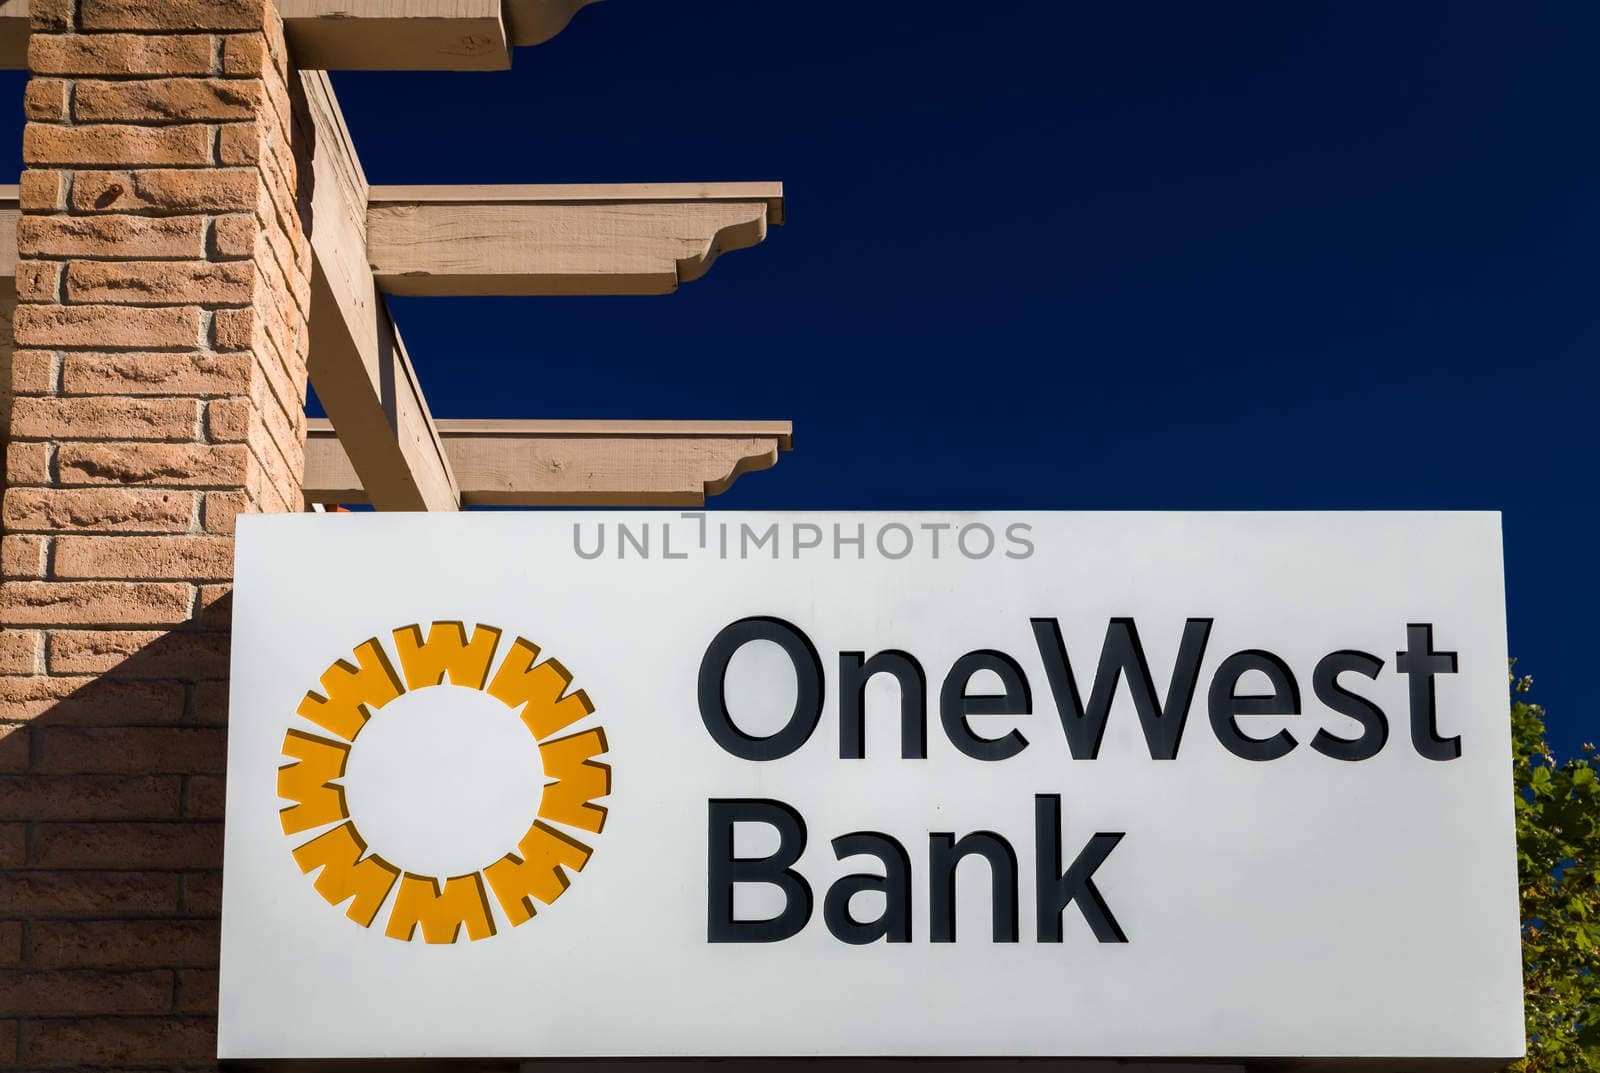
[698,615,1463,946]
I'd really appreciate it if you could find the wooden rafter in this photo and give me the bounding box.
[0,2,799,515]
[302,418,794,507]
[281,0,507,72]
[0,0,607,70]
[299,71,461,511]
[367,183,785,297]
[0,186,16,280]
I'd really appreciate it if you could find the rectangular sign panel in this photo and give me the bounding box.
[220,512,1523,1064]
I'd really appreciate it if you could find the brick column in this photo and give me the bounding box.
[0,0,311,1067]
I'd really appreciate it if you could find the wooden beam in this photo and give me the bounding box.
[303,418,794,507]
[0,186,17,281]
[280,0,507,72]
[0,0,24,69]
[366,183,785,297]
[0,0,529,71]
[300,71,461,511]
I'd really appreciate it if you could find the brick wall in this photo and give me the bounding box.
[0,0,311,1067]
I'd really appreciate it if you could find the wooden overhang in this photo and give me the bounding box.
[0,6,794,512]
[0,0,607,70]
[368,183,786,296]
[304,419,794,507]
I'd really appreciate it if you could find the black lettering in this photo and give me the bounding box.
[1208,649,1299,761]
[929,831,1018,943]
[1034,794,1126,943]
[938,650,1031,761]
[1396,624,1461,761]
[823,833,912,944]
[1309,650,1388,761]
[707,799,812,942]
[839,651,927,760]
[698,617,824,761]
[1031,617,1212,760]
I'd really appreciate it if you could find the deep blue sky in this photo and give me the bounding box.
[6,2,1598,756]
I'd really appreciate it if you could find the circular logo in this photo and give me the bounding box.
[277,622,610,944]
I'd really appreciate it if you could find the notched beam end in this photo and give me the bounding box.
[365,185,786,298]
[504,0,605,47]
[304,420,795,510]
[703,441,783,500]
[674,209,770,288]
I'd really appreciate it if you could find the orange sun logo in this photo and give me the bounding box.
[276,622,610,944]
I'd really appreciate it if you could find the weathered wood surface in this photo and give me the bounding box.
[0,187,16,281]
[0,0,24,69]
[301,71,461,511]
[303,419,794,506]
[366,183,785,296]
[282,0,508,71]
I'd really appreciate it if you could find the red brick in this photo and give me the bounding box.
[212,212,256,258]
[1,534,47,580]
[55,536,234,582]
[49,630,231,679]
[67,259,257,307]
[29,32,217,76]
[81,0,267,32]
[0,824,24,866]
[26,1015,216,1065]
[0,923,21,966]
[185,775,226,819]
[0,726,29,773]
[16,259,64,303]
[30,0,73,32]
[222,32,269,77]
[10,396,199,442]
[75,78,261,123]
[0,774,183,820]
[183,871,222,915]
[19,168,68,211]
[18,214,208,260]
[0,969,174,1015]
[205,397,249,442]
[190,679,229,725]
[24,78,69,121]
[177,967,218,1012]
[201,491,251,535]
[0,675,186,724]
[3,489,196,534]
[55,443,253,491]
[0,631,42,675]
[0,869,179,913]
[0,1019,15,1066]
[0,581,195,627]
[62,352,254,396]
[29,919,220,968]
[71,169,259,215]
[36,727,225,775]
[24,123,213,167]
[9,351,57,395]
[4,442,52,487]
[12,305,204,351]
[33,821,223,869]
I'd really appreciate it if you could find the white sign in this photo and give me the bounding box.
[219,512,1523,1064]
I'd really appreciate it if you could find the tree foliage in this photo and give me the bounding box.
[1512,668,1600,1071]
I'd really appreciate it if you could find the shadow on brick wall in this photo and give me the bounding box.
[0,593,236,1070]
